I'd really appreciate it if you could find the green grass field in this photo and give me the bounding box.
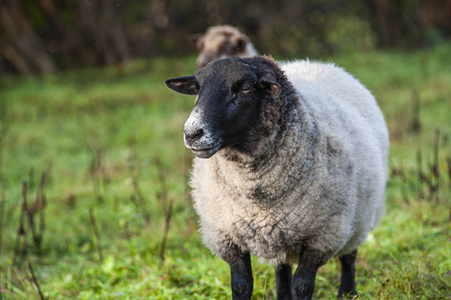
[0,43,450,299]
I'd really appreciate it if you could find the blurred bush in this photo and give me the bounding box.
[0,0,449,74]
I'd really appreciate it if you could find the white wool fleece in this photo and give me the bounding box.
[190,60,389,265]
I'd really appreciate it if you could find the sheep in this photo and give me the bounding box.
[194,25,258,70]
[165,55,389,299]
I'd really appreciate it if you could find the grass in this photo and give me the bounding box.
[0,43,450,299]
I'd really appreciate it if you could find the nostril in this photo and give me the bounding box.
[185,128,204,143]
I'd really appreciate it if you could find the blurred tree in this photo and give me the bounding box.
[33,0,80,69]
[78,0,131,66]
[0,0,449,75]
[361,0,450,48]
[363,0,423,47]
[421,0,451,44]
[0,0,55,74]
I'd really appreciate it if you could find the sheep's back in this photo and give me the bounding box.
[282,60,389,174]
[282,60,388,254]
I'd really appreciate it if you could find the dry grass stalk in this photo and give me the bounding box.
[89,208,104,262]
[0,186,5,254]
[159,198,174,265]
[13,182,29,264]
[128,150,150,224]
[27,261,45,300]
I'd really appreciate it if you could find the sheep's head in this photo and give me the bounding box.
[195,25,257,71]
[165,57,281,159]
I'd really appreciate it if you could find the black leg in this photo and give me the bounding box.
[275,263,293,300]
[292,250,321,300]
[229,252,253,300]
[337,249,358,299]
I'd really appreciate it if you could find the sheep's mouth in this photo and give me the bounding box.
[189,143,221,159]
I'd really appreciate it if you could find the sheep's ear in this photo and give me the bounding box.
[165,76,199,95]
[189,34,201,44]
[259,73,281,100]
[236,38,247,52]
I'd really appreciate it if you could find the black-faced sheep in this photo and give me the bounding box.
[165,56,389,299]
[194,25,257,70]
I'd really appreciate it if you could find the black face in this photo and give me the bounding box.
[165,58,280,158]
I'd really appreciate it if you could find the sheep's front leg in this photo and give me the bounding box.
[229,251,253,300]
[292,250,322,300]
[337,249,358,298]
[275,263,293,299]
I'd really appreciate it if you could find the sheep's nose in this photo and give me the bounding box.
[184,128,204,143]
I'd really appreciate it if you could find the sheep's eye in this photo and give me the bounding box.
[241,86,252,94]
